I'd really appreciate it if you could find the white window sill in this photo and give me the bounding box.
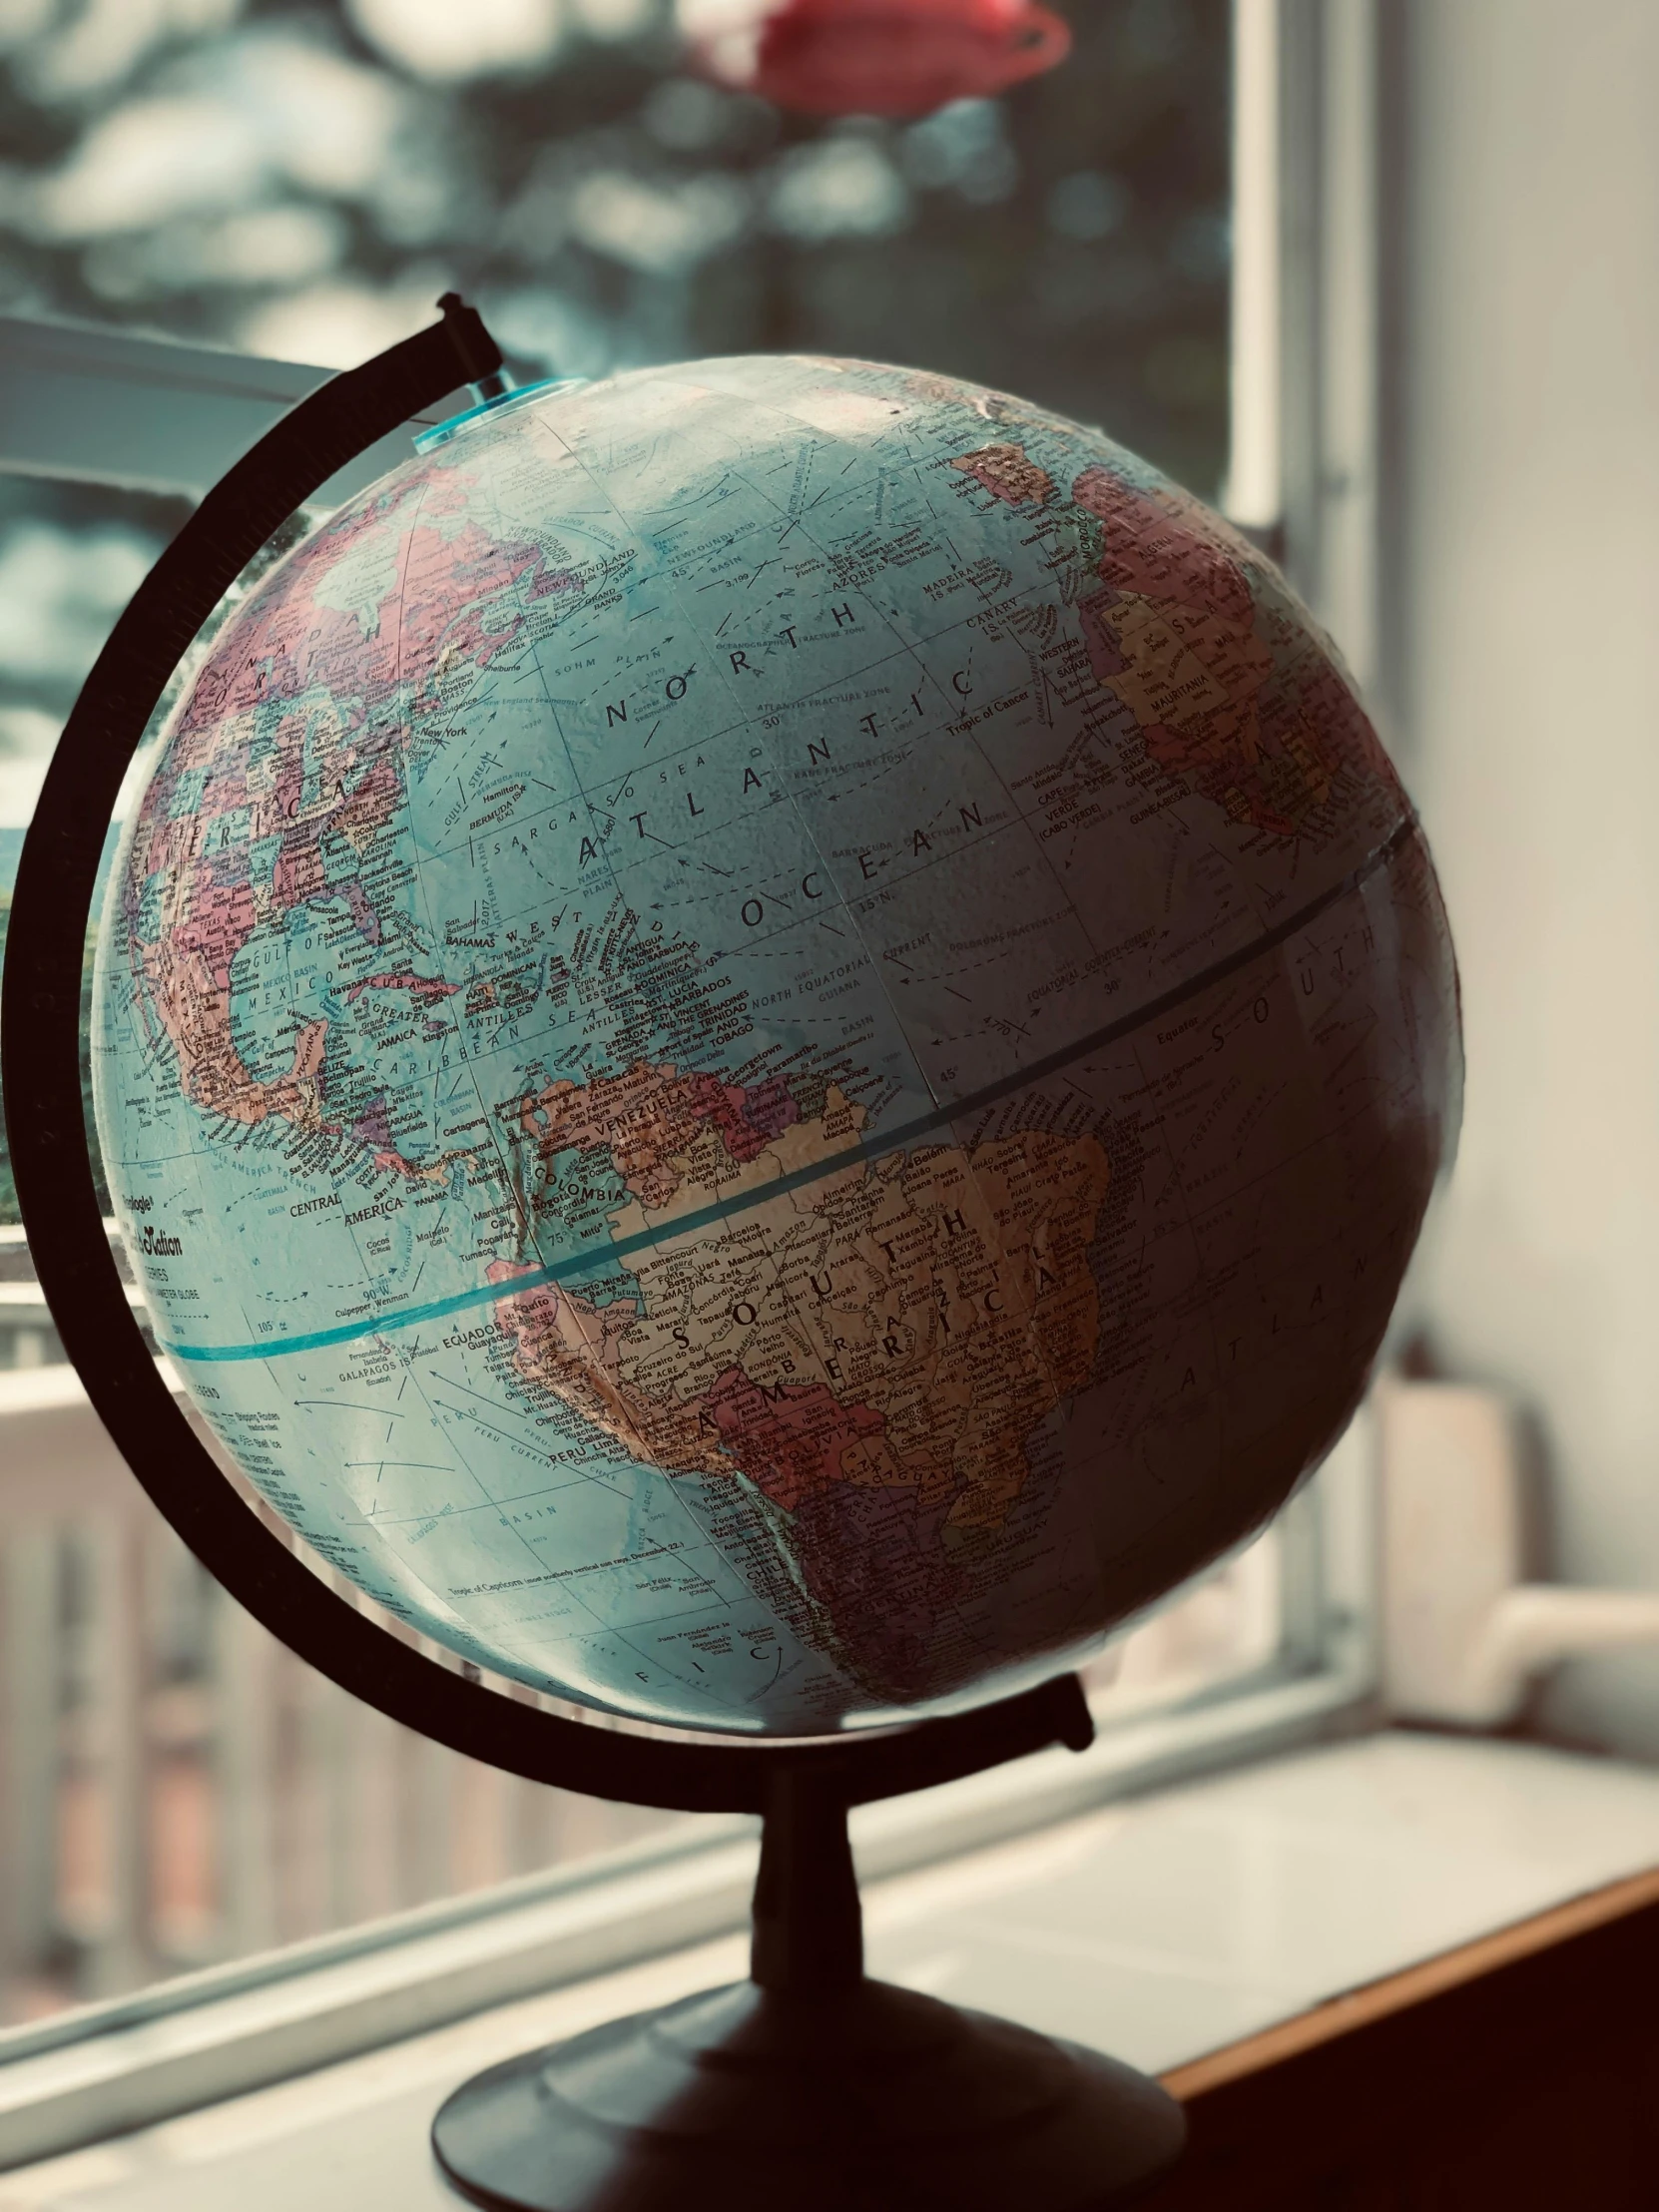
[6,1729,1659,2211]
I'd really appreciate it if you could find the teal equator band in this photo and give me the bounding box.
[159,817,1416,1366]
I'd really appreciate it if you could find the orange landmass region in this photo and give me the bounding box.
[704,1368,886,1513]
[516,1061,799,1210]
[490,1089,1113,1694]
[951,442,1055,506]
[488,1262,722,1475]
[1073,463,1254,627]
[505,1090,1110,1532]
[1068,462,1389,837]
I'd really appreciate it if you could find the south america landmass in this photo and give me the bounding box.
[489,1063,1113,1701]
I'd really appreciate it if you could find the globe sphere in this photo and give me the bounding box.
[93,355,1460,1736]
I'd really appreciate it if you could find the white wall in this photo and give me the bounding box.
[1401,0,1659,1753]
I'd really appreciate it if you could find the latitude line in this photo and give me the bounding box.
[160,815,1416,1366]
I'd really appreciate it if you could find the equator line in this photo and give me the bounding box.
[162,816,1418,1365]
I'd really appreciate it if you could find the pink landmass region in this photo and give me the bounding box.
[342,881,381,945]
[273,831,326,911]
[1068,464,1398,837]
[701,1368,886,1515]
[529,566,583,600]
[122,466,565,1145]
[489,1253,950,1691]
[352,1096,392,1151]
[345,971,460,1005]
[492,1264,883,1520]
[697,1070,801,1162]
[950,442,1055,506]
[141,861,265,1123]
[1072,463,1255,629]
[518,1062,800,1210]
[174,497,543,744]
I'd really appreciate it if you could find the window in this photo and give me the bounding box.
[0,0,1375,2079]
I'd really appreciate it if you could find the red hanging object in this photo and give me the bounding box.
[689,0,1071,120]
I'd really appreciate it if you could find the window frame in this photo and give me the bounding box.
[0,0,1389,2162]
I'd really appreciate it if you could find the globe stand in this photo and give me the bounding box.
[432,1766,1184,2212]
[1,297,1184,2212]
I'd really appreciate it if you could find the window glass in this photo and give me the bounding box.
[0,0,1258,2030]
[0,0,1229,494]
[0,476,192,1257]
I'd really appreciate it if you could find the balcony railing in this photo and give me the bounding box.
[0,1229,1295,2030]
[0,1343,682,2026]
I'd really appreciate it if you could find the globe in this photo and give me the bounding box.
[91,353,1460,1739]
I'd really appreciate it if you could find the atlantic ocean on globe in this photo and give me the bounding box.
[92,354,1460,1737]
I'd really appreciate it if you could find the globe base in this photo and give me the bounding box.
[432,1762,1183,2208]
[430,1974,1185,2211]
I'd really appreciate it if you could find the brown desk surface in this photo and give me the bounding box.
[1146,1864,1659,2209]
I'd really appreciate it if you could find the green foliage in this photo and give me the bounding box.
[0,1,1229,493]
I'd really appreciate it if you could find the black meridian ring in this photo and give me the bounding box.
[0,296,1092,1815]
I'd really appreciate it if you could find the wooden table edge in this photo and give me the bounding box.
[1159,1858,1659,2103]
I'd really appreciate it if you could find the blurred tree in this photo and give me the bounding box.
[0,0,1229,487]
